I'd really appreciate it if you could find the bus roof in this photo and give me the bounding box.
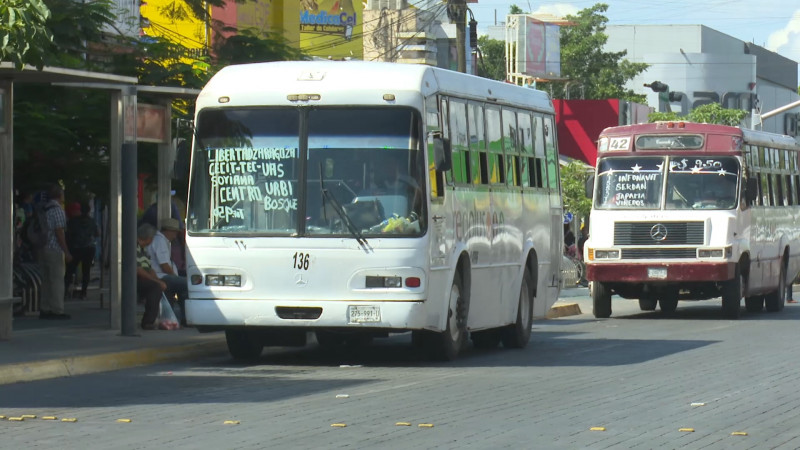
[600,121,800,150]
[197,60,554,113]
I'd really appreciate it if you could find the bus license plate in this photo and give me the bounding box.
[348,305,381,323]
[648,268,667,279]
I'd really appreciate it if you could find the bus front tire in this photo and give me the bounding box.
[225,330,264,360]
[592,282,612,318]
[721,265,744,319]
[501,270,533,349]
[429,271,468,361]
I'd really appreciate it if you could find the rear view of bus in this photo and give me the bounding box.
[585,121,800,319]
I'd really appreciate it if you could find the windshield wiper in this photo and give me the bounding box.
[319,164,369,250]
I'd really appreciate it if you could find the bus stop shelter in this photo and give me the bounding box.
[0,63,199,339]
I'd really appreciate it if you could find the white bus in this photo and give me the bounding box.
[184,61,563,360]
[585,121,800,319]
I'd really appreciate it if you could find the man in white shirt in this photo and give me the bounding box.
[147,217,188,322]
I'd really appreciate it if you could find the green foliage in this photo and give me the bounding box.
[647,103,748,126]
[213,27,305,67]
[509,4,525,14]
[0,0,52,69]
[560,159,593,218]
[555,3,647,102]
[477,36,506,81]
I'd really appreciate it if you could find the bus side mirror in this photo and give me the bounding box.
[745,178,758,204]
[433,136,452,172]
[585,175,595,199]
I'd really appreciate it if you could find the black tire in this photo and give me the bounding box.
[592,281,612,318]
[429,271,468,360]
[501,270,534,349]
[745,296,764,312]
[658,289,679,314]
[315,331,346,349]
[345,334,374,348]
[225,330,264,360]
[471,329,501,349]
[765,261,786,312]
[638,295,658,311]
[721,264,744,319]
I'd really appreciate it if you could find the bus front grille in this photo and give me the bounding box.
[614,221,704,246]
[621,248,697,259]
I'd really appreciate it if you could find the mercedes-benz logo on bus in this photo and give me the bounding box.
[650,223,668,241]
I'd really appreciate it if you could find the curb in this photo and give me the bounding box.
[546,303,582,319]
[0,340,229,386]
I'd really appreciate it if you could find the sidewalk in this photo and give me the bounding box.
[0,282,587,386]
[0,283,228,386]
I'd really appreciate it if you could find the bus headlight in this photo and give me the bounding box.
[205,274,242,287]
[698,247,731,259]
[593,249,620,260]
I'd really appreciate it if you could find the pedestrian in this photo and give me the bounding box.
[137,223,166,330]
[64,202,99,299]
[146,217,188,322]
[38,184,73,319]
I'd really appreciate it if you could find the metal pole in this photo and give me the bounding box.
[0,80,13,340]
[109,90,122,330]
[121,86,138,336]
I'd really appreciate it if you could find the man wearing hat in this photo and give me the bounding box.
[146,217,188,322]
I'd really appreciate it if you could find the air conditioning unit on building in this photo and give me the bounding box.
[366,0,408,10]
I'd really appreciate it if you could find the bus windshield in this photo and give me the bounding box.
[595,156,739,210]
[187,107,426,237]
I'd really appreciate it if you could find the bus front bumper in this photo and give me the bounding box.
[586,261,736,283]
[185,298,432,331]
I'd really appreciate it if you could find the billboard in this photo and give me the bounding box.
[299,0,363,59]
[511,15,561,79]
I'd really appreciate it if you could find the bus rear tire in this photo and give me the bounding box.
[592,282,612,318]
[315,331,346,348]
[721,264,744,319]
[471,329,501,349]
[501,270,534,349]
[745,296,764,312]
[225,330,264,360]
[765,262,786,312]
[638,294,658,311]
[658,289,679,314]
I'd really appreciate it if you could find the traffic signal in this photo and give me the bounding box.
[644,81,669,92]
[469,19,478,49]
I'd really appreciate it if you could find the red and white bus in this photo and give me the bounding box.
[584,121,800,318]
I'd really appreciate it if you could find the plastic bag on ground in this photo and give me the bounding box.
[157,294,181,330]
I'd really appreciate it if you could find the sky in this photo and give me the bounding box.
[470,0,800,64]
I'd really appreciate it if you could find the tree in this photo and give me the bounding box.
[648,103,748,126]
[477,36,505,81]
[509,4,525,15]
[0,0,52,69]
[555,3,647,102]
[560,159,593,219]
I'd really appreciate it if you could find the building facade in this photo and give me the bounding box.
[605,25,799,135]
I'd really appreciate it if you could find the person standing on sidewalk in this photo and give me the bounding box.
[137,223,167,330]
[39,184,73,319]
[64,202,99,299]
